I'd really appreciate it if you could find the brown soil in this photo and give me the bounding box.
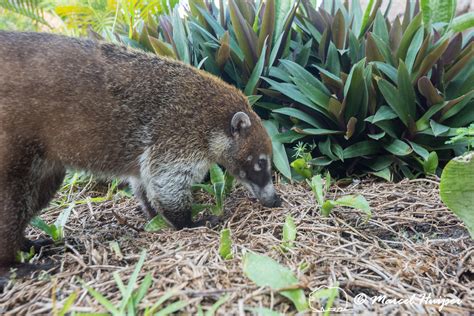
[0,178,472,315]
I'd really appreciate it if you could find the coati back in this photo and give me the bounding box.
[0,31,281,267]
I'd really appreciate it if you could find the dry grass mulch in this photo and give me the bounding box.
[0,178,472,315]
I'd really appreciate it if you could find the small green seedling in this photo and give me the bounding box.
[290,142,316,179]
[53,291,78,316]
[243,252,308,312]
[196,294,231,316]
[307,174,371,219]
[308,282,340,316]
[219,228,233,260]
[84,250,188,315]
[30,203,74,242]
[280,214,297,252]
[193,164,234,216]
[144,289,188,316]
[446,123,474,150]
[16,246,35,263]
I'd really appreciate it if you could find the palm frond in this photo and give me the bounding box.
[0,0,50,26]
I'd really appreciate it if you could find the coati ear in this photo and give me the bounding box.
[231,112,251,137]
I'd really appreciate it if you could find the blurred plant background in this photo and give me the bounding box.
[1,0,473,181]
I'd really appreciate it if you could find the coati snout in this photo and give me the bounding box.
[224,112,282,208]
[0,31,281,267]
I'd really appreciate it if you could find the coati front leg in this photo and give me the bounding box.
[129,177,158,219]
[141,159,219,229]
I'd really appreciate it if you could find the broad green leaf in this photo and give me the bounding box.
[273,107,323,128]
[451,12,474,32]
[440,152,474,238]
[430,120,450,136]
[377,79,411,126]
[359,0,374,37]
[414,39,450,82]
[365,105,398,123]
[279,59,331,96]
[243,252,308,311]
[210,164,225,184]
[372,168,392,181]
[334,195,372,218]
[373,11,389,42]
[258,0,275,58]
[321,200,335,216]
[397,60,416,119]
[282,214,297,249]
[308,174,325,205]
[148,36,176,58]
[396,13,423,61]
[430,0,456,25]
[145,215,169,232]
[245,40,267,95]
[384,139,413,156]
[405,27,424,72]
[374,62,398,83]
[332,10,346,49]
[291,158,312,179]
[291,77,331,111]
[263,120,292,179]
[408,141,430,161]
[423,151,439,174]
[172,8,190,63]
[229,0,258,68]
[343,141,380,159]
[219,228,233,260]
[30,217,56,239]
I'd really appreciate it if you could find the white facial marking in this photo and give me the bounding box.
[247,155,253,161]
[254,162,262,171]
[239,170,246,178]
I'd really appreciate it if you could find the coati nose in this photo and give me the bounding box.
[262,194,281,208]
[270,194,282,207]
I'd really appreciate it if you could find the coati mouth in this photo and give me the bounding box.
[242,181,282,208]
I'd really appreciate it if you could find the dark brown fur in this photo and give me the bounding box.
[0,32,280,267]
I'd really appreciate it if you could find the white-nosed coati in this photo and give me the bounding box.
[0,32,281,270]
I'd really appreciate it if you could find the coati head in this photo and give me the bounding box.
[214,111,282,208]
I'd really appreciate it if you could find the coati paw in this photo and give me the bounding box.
[21,238,55,253]
[191,215,222,228]
[0,262,57,292]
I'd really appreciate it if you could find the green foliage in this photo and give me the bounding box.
[281,214,296,251]
[84,250,188,315]
[127,0,474,180]
[219,228,233,260]
[196,295,231,316]
[308,283,339,316]
[308,174,371,218]
[243,252,308,312]
[55,0,178,39]
[446,123,474,150]
[0,0,50,28]
[440,152,474,239]
[193,163,235,216]
[30,203,74,242]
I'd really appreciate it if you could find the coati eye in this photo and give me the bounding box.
[258,158,266,169]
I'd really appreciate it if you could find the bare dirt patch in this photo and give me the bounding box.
[1,178,472,315]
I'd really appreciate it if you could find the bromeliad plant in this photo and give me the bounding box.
[261,0,474,180]
[132,0,303,102]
